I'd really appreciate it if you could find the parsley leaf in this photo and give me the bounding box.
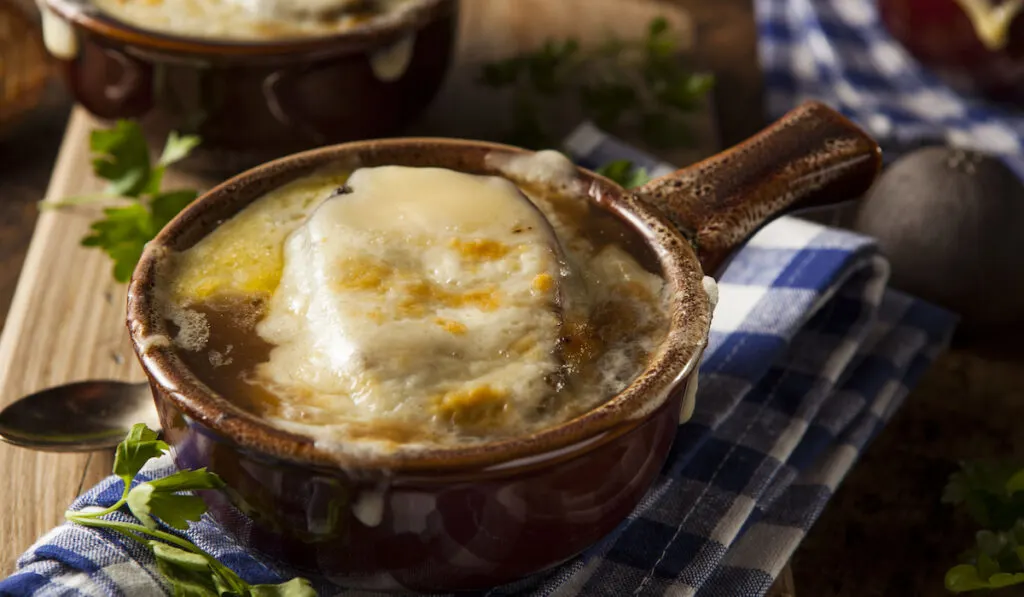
[112,423,168,489]
[152,541,255,597]
[128,484,208,531]
[525,39,579,95]
[1005,470,1024,496]
[943,460,1024,529]
[151,190,200,230]
[146,468,226,493]
[127,469,224,530]
[653,72,715,112]
[947,563,1024,592]
[88,122,200,199]
[51,121,201,283]
[79,188,198,283]
[596,159,653,189]
[152,542,225,596]
[579,82,637,129]
[159,131,203,167]
[648,15,669,37]
[943,461,1024,592]
[90,121,153,197]
[249,578,318,597]
[480,17,713,150]
[480,57,525,87]
[67,425,314,596]
[81,204,155,283]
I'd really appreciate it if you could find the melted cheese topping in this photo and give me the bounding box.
[169,171,351,304]
[161,155,669,453]
[91,0,418,41]
[255,167,564,431]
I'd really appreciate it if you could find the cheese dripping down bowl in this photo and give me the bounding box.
[37,0,457,173]
[126,101,881,592]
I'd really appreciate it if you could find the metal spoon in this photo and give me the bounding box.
[0,381,159,452]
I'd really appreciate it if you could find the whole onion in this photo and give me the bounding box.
[853,146,1024,336]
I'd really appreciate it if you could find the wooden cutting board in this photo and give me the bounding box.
[0,1,792,594]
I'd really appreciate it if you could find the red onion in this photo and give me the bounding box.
[878,0,1024,102]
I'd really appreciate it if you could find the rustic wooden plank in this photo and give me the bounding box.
[0,109,133,575]
[0,106,210,572]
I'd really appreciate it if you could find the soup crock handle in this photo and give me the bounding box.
[633,101,883,277]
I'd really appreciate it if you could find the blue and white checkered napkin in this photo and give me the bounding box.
[0,126,956,597]
[757,0,1024,176]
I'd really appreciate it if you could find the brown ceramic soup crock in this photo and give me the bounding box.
[37,0,457,173]
[126,101,881,592]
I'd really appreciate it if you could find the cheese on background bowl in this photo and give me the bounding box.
[159,156,669,454]
[90,0,420,41]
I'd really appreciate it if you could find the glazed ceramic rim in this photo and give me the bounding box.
[126,138,711,474]
[41,0,453,57]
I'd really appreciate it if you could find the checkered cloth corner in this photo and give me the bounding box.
[756,0,1024,177]
[0,127,957,597]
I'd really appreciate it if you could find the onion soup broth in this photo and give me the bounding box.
[153,152,669,455]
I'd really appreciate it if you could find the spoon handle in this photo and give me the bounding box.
[633,100,883,276]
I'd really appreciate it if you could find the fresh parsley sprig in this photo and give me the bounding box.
[595,159,653,189]
[943,460,1024,592]
[479,17,714,150]
[66,424,315,597]
[45,121,202,283]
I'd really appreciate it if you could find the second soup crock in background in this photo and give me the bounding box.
[37,0,457,173]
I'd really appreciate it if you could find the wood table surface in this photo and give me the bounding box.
[3,1,1018,596]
